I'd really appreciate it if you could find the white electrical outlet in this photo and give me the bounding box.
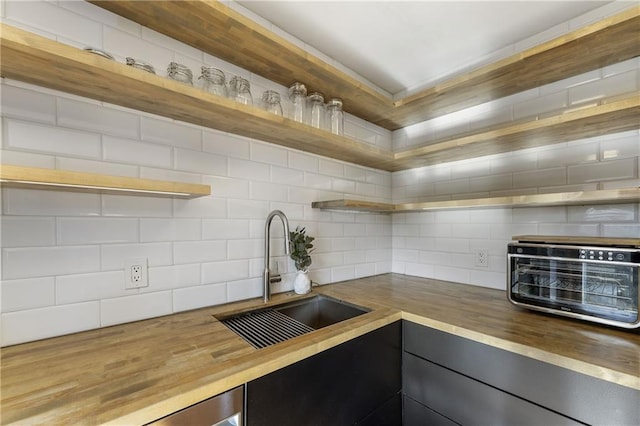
[474,249,489,268]
[125,258,148,289]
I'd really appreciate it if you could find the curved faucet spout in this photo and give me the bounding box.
[264,210,290,303]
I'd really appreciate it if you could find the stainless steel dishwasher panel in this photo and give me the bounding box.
[147,385,243,426]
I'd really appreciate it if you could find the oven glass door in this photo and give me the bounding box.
[510,255,638,324]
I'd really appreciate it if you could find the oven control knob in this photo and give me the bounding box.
[615,253,625,261]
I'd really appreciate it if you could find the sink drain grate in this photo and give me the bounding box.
[221,309,315,349]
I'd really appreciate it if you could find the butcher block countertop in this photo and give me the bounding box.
[1,274,639,425]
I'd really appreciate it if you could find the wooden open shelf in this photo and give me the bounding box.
[392,95,640,170]
[90,1,640,130]
[312,188,640,213]
[0,24,392,171]
[0,165,211,198]
[1,23,637,174]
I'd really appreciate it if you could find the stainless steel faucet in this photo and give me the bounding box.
[264,210,291,303]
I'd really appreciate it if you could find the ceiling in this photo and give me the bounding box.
[237,1,612,95]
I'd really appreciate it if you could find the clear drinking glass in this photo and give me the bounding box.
[229,76,253,105]
[307,92,325,129]
[326,98,344,136]
[288,82,307,123]
[262,90,283,116]
[199,66,227,97]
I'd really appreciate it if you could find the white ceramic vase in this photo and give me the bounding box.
[293,270,311,294]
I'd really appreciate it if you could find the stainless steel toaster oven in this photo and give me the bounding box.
[508,235,639,329]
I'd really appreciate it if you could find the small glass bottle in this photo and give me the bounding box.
[288,82,307,123]
[261,90,283,116]
[167,62,193,85]
[199,66,227,97]
[307,92,325,129]
[326,98,344,136]
[229,76,253,105]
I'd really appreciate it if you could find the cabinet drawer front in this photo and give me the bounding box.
[404,321,640,425]
[403,395,457,426]
[403,353,581,426]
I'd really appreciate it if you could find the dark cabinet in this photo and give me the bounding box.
[246,321,402,426]
[403,321,640,426]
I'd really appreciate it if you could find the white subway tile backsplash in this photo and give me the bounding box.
[319,160,344,177]
[250,181,288,202]
[173,283,227,312]
[5,0,102,47]
[174,197,227,218]
[0,82,56,124]
[1,277,54,313]
[251,142,288,166]
[56,271,126,304]
[567,204,636,222]
[203,131,250,159]
[513,167,566,188]
[289,152,318,172]
[174,240,226,264]
[3,245,100,279]
[103,26,173,74]
[146,264,201,292]
[102,194,173,218]
[103,136,171,168]
[58,98,139,139]
[229,158,270,181]
[512,206,567,223]
[1,302,100,346]
[100,291,172,327]
[202,259,249,284]
[227,199,270,219]
[57,218,138,245]
[141,117,202,151]
[202,219,250,240]
[603,223,640,238]
[569,70,638,105]
[538,223,600,236]
[568,158,636,183]
[227,277,262,302]
[101,243,172,270]
[228,239,263,260]
[56,157,138,178]
[600,133,640,160]
[141,219,201,242]
[1,217,55,247]
[3,188,101,216]
[6,119,101,158]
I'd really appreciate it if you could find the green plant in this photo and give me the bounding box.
[289,226,315,272]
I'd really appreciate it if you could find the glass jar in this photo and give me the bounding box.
[307,92,325,129]
[125,57,155,74]
[326,98,344,136]
[199,66,227,97]
[261,90,283,116]
[288,82,307,123]
[229,76,253,105]
[167,62,193,85]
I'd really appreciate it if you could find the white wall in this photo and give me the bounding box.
[0,0,392,346]
[0,1,638,346]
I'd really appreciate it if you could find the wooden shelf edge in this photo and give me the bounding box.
[311,200,395,213]
[89,1,640,130]
[314,188,640,213]
[0,165,211,198]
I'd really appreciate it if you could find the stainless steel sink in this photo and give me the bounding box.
[218,295,369,349]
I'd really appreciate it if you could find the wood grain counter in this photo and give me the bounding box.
[1,273,638,425]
